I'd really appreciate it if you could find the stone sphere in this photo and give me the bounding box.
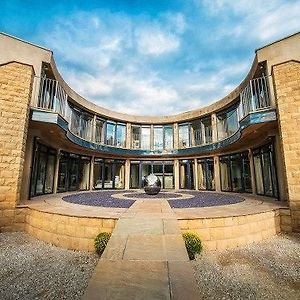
[143,174,161,195]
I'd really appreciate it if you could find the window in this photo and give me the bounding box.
[116,124,126,147]
[154,127,163,150]
[141,126,151,149]
[164,126,173,149]
[106,122,116,146]
[95,119,104,143]
[132,126,141,149]
[253,143,278,198]
[197,158,215,190]
[217,106,238,140]
[179,124,190,148]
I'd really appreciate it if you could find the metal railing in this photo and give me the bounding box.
[32,74,272,149]
[238,75,270,120]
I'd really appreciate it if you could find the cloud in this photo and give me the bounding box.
[136,27,180,56]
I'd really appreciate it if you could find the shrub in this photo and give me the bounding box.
[94,232,111,256]
[182,232,203,260]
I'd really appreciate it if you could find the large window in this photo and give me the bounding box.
[69,104,93,141]
[192,117,212,146]
[220,152,252,193]
[197,158,215,190]
[103,122,126,147]
[106,122,116,146]
[95,118,104,144]
[57,152,90,192]
[116,124,126,147]
[94,159,125,189]
[30,143,56,197]
[132,126,141,149]
[141,126,151,149]
[164,126,174,150]
[130,161,174,189]
[179,160,195,189]
[153,125,174,150]
[217,105,238,140]
[253,143,278,198]
[179,124,190,148]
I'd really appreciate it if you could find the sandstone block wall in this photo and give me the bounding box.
[0,62,34,230]
[273,61,300,231]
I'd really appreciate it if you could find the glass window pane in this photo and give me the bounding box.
[95,119,104,143]
[179,125,190,148]
[44,155,55,194]
[80,114,92,140]
[94,162,103,189]
[154,127,163,150]
[164,126,173,149]
[254,155,264,194]
[130,164,140,188]
[116,124,126,147]
[79,160,90,190]
[106,123,116,146]
[132,126,141,149]
[141,127,150,149]
[115,163,125,189]
[220,159,231,191]
[191,121,202,146]
[231,159,243,192]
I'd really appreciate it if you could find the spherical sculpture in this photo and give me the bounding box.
[143,174,161,195]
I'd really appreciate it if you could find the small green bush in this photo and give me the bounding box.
[94,232,111,256]
[182,232,202,260]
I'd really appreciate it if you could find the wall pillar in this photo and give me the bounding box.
[0,62,34,230]
[89,156,94,190]
[211,113,218,143]
[125,159,131,190]
[174,123,179,149]
[174,159,180,190]
[194,158,198,190]
[273,61,300,231]
[53,150,60,193]
[214,155,221,192]
[126,123,131,149]
[248,149,256,195]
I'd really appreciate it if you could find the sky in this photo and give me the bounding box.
[1,0,300,116]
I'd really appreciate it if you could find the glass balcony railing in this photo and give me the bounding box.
[32,74,273,151]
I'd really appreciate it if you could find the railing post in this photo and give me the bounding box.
[250,79,255,112]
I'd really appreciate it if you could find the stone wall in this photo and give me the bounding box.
[26,209,116,251]
[179,209,284,250]
[0,62,34,230]
[273,60,300,231]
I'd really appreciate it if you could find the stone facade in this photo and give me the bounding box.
[179,209,288,251]
[273,60,300,231]
[0,62,34,230]
[26,209,116,251]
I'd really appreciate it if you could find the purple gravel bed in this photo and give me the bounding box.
[168,192,244,208]
[63,191,135,208]
[124,192,183,199]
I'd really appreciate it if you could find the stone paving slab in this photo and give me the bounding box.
[84,198,201,299]
[83,260,170,300]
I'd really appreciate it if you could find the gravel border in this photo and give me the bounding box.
[0,232,99,300]
[193,233,300,300]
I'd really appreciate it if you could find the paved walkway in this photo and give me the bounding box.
[83,199,200,299]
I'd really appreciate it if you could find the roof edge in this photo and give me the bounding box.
[255,31,300,52]
[0,31,52,53]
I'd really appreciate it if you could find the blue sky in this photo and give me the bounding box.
[1,0,300,116]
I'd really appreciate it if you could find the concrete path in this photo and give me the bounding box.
[83,199,200,299]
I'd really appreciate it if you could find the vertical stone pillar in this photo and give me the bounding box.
[174,123,179,149]
[248,149,256,195]
[53,150,60,193]
[174,159,180,190]
[125,159,131,190]
[194,158,198,190]
[126,123,131,149]
[0,62,34,229]
[273,61,300,232]
[150,125,154,151]
[214,155,221,191]
[211,113,218,143]
[89,156,94,190]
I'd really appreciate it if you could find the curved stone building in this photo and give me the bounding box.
[0,31,300,236]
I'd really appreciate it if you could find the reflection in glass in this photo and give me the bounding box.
[95,119,104,143]
[130,163,140,188]
[179,125,190,148]
[198,158,215,190]
[132,126,141,149]
[217,106,238,140]
[179,160,194,189]
[164,126,173,149]
[116,124,126,147]
[141,126,151,149]
[106,122,116,146]
[154,127,163,150]
[220,160,231,191]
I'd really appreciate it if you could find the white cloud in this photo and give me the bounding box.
[136,27,180,56]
